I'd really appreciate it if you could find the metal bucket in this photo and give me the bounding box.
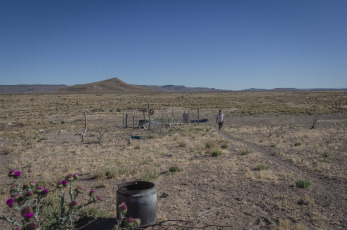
[116,181,157,226]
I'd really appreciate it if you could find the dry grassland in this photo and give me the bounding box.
[0,91,346,229]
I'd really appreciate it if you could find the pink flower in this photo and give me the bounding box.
[21,206,33,216]
[29,181,36,187]
[124,217,134,228]
[57,181,63,189]
[69,200,78,209]
[92,195,101,203]
[134,218,141,227]
[118,202,127,214]
[25,191,33,199]
[14,171,21,178]
[66,174,74,182]
[41,189,49,196]
[25,213,34,219]
[127,217,134,223]
[73,173,80,180]
[8,169,16,177]
[35,186,44,194]
[6,198,14,207]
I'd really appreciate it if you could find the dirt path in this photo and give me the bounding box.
[216,127,347,229]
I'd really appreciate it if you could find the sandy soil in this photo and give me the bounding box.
[0,93,346,230]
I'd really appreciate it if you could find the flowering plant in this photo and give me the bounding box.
[114,202,141,229]
[52,173,101,229]
[1,170,101,230]
[1,169,50,230]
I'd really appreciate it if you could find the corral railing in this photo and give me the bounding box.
[122,107,208,131]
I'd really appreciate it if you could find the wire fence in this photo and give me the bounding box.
[122,107,209,132]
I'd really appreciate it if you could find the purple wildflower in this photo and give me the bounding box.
[9,184,18,193]
[29,181,36,187]
[8,169,16,177]
[35,186,44,194]
[57,181,63,189]
[41,189,50,196]
[69,200,78,209]
[14,171,21,178]
[118,202,127,214]
[73,173,80,180]
[124,217,134,228]
[66,174,74,182]
[134,218,141,227]
[61,180,67,186]
[25,213,34,219]
[22,206,33,216]
[14,193,24,204]
[92,195,100,203]
[25,191,33,199]
[127,217,134,223]
[6,197,14,207]
[89,190,94,197]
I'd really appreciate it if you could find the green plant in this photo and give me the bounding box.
[178,140,186,147]
[295,180,311,188]
[148,134,156,139]
[169,165,181,173]
[294,142,301,146]
[270,143,276,147]
[322,151,331,158]
[255,164,269,171]
[51,174,101,229]
[274,150,282,156]
[140,171,159,182]
[221,143,228,149]
[241,148,253,155]
[205,140,215,149]
[114,202,141,229]
[211,149,222,157]
[1,169,51,230]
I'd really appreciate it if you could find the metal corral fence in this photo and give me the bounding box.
[122,107,210,131]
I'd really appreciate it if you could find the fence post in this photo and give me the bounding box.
[148,103,151,131]
[125,113,128,128]
[198,108,200,125]
[123,110,125,128]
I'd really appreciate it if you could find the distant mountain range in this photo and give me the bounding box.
[141,85,226,92]
[0,84,67,93]
[0,78,346,93]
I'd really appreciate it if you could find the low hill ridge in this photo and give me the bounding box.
[57,78,153,93]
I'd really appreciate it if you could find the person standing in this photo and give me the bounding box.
[216,110,224,131]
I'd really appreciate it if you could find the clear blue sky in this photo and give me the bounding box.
[0,0,346,90]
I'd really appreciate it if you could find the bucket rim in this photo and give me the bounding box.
[117,180,155,191]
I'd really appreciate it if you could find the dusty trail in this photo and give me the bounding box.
[216,127,347,228]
